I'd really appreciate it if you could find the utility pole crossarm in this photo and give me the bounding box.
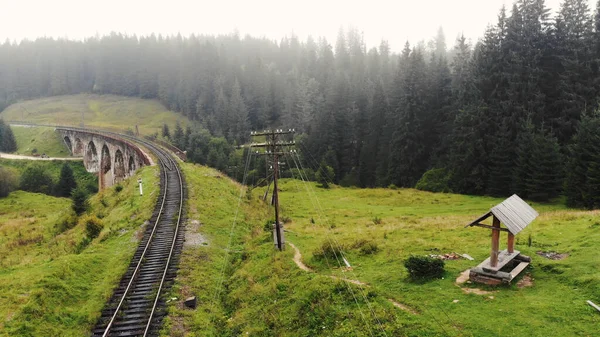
[251,129,295,136]
[249,141,296,148]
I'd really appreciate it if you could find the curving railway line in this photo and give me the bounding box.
[89,133,186,337]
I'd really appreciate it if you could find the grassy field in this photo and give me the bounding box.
[168,170,599,336]
[0,165,159,336]
[1,94,192,136]
[9,125,69,157]
[0,158,98,194]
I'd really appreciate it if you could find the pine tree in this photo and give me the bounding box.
[548,0,594,143]
[56,163,77,197]
[172,121,184,149]
[71,186,90,215]
[527,129,563,201]
[359,81,387,187]
[161,123,171,140]
[228,78,249,144]
[388,47,429,187]
[565,111,600,208]
[0,120,17,152]
[486,118,514,197]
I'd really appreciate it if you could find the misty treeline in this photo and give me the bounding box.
[2,0,600,207]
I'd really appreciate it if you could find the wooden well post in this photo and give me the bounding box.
[490,215,500,268]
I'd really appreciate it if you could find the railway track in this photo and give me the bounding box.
[89,134,186,337]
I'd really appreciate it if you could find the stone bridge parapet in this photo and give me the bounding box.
[56,128,151,190]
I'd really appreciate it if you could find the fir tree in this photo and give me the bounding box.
[565,111,600,208]
[172,121,184,149]
[0,120,17,152]
[56,163,77,197]
[161,123,171,140]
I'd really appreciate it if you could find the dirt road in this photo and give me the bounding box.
[0,152,82,161]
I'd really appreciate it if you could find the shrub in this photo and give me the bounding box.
[360,241,379,255]
[290,168,316,181]
[19,164,54,195]
[316,161,334,189]
[404,255,445,279]
[54,212,78,234]
[313,241,344,260]
[115,184,123,193]
[0,166,19,198]
[352,239,380,255]
[83,215,104,239]
[415,168,451,193]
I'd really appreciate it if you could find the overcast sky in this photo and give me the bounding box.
[0,0,594,51]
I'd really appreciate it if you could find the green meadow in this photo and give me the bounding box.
[1,94,192,136]
[168,172,599,336]
[9,125,69,157]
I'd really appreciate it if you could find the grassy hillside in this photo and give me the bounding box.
[0,165,159,336]
[0,159,97,194]
[167,172,599,336]
[9,125,69,157]
[1,94,192,136]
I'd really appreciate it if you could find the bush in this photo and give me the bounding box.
[54,212,78,234]
[83,215,104,239]
[316,161,334,189]
[313,241,344,260]
[404,255,445,279]
[71,186,90,215]
[19,164,54,195]
[352,239,379,255]
[290,168,316,181]
[115,184,123,193]
[0,166,19,198]
[415,168,451,193]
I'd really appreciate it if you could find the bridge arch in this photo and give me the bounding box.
[74,138,84,156]
[128,156,136,175]
[114,149,126,183]
[85,141,99,172]
[64,137,73,154]
[101,144,111,174]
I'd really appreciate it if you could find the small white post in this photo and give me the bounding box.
[138,178,143,196]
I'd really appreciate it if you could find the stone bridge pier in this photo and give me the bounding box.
[57,128,151,190]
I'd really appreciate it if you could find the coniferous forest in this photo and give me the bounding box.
[1,0,600,207]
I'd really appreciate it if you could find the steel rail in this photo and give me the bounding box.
[100,141,180,337]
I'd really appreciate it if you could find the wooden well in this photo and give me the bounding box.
[466,195,538,285]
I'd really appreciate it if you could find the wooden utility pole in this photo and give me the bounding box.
[250,129,295,251]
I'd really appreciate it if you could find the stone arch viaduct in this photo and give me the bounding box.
[56,128,151,190]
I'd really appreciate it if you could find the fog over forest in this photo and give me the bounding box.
[1,0,600,208]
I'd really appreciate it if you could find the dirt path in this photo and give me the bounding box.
[288,241,416,314]
[288,242,313,272]
[389,299,419,315]
[0,152,82,161]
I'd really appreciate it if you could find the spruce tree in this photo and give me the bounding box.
[565,112,600,208]
[56,163,77,197]
[527,129,563,201]
[388,47,429,187]
[172,122,184,149]
[161,123,170,140]
[0,120,17,152]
